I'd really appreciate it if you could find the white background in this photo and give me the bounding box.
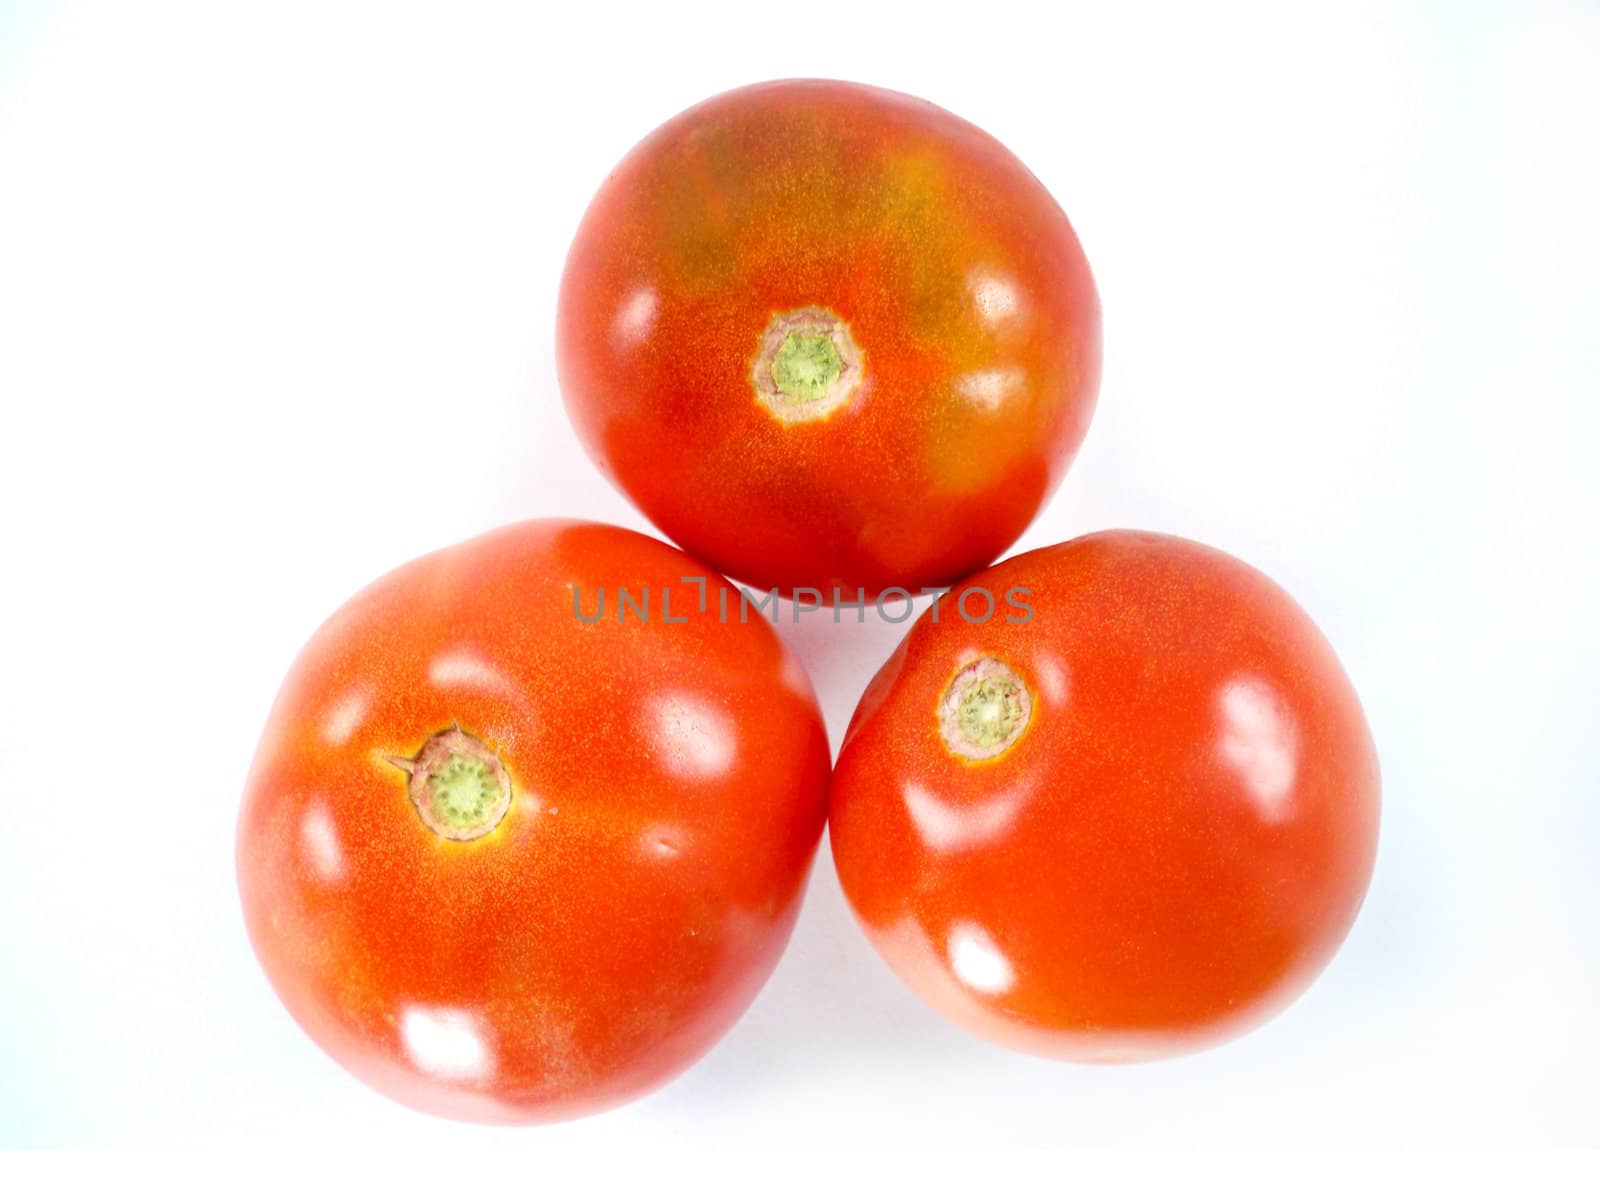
[2,0,1597,1163]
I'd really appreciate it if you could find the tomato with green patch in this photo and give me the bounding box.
[558,79,1100,597]
[237,520,830,1122]
[829,531,1380,1060]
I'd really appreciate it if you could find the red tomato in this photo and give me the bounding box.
[829,531,1380,1060]
[557,79,1100,598]
[237,520,830,1122]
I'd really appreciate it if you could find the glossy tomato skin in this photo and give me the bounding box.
[237,520,830,1122]
[557,79,1100,598]
[829,531,1380,1061]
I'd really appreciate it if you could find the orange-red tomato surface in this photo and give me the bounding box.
[558,79,1100,598]
[237,520,830,1122]
[829,531,1380,1060]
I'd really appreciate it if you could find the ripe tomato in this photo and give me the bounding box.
[829,531,1380,1060]
[557,79,1100,598]
[237,520,830,1122]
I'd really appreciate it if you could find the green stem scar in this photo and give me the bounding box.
[939,657,1033,761]
[390,727,513,841]
[772,332,844,401]
[751,307,863,423]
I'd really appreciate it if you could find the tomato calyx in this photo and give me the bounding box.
[389,727,513,841]
[773,332,842,399]
[750,307,863,423]
[938,657,1032,761]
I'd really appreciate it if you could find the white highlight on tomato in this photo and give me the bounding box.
[968,270,1022,329]
[650,693,737,781]
[1217,675,1300,822]
[400,1006,494,1083]
[954,366,1026,413]
[320,688,370,746]
[903,781,1024,853]
[639,822,687,859]
[947,921,1016,996]
[611,286,658,350]
[299,801,346,883]
[429,648,521,701]
[1030,654,1069,708]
